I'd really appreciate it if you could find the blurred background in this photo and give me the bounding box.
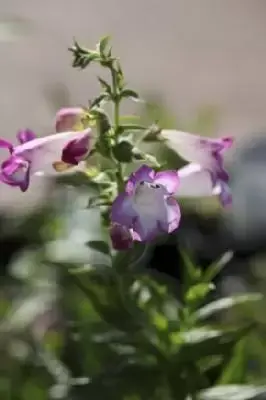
[2,1,266,399]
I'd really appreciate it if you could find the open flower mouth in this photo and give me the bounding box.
[111,165,180,247]
[1,156,31,192]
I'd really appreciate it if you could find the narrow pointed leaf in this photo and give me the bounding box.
[199,385,266,400]
[196,294,263,321]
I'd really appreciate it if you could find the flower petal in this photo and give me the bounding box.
[13,128,92,175]
[55,107,84,132]
[16,129,36,144]
[154,170,179,194]
[161,129,233,165]
[177,164,214,197]
[1,156,30,192]
[126,165,155,194]
[111,193,138,226]
[110,223,133,250]
[61,134,91,165]
[131,184,181,241]
[213,181,232,207]
[158,196,181,233]
[132,216,161,242]
[132,196,180,241]
[177,163,232,207]
[0,139,13,153]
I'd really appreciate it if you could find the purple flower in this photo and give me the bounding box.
[0,127,92,192]
[110,223,134,250]
[160,130,234,206]
[111,165,180,246]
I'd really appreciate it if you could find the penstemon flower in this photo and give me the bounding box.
[55,107,85,132]
[110,223,134,251]
[0,110,92,192]
[111,165,180,248]
[160,130,233,206]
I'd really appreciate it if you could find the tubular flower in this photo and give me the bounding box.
[110,223,134,250]
[111,165,180,248]
[55,107,85,132]
[160,130,233,206]
[0,127,92,192]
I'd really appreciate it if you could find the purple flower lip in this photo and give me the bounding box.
[17,129,37,144]
[61,135,91,165]
[111,165,181,245]
[1,156,30,192]
[110,223,133,250]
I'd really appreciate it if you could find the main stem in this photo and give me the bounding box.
[111,66,124,192]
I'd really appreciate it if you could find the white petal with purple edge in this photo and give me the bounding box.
[14,129,91,175]
[164,196,181,233]
[126,165,155,193]
[177,164,214,197]
[154,170,179,194]
[131,182,180,240]
[161,130,231,167]
[111,193,138,226]
[161,130,208,164]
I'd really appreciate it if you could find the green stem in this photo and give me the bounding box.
[111,66,124,192]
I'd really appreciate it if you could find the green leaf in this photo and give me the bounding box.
[142,125,161,142]
[175,326,252,364]
[203,251,233,282]
[93,109,112,157]
[113,141,134,163]
[72,50,100,69]
[86,240,110,255]
[90,93,109,108]
[115,60,124,89]
[98,35,110,55]
[185,283,215,304]
[97,77,112,94]
[180,251,202,297]
[92,108,111,134]
[218,339,248,385]
[120,89,139,100]
[132,149,160,167]
[196,294,263,321]
[151,311,168,331]
[199,385,266,400]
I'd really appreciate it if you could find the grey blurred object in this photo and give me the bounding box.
[230,135,266,249]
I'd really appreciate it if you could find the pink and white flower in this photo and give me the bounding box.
[0,108,92,192]
[55,107,84,132]
[161,130,233,206]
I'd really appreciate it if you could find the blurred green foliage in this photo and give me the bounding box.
[0,186,266,400]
